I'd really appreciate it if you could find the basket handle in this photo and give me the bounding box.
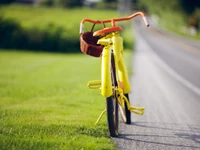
[80,21,106,34]
[91,21,106,32]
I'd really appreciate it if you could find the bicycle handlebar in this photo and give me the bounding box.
[80,12,149,34]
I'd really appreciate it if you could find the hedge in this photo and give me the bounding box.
[0,16,80,53]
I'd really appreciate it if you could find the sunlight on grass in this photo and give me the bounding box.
[0,49,132,149]
[0,4,117,31]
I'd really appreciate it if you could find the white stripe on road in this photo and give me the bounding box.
[138,34,200,97]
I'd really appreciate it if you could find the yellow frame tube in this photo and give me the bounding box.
[112,32,131,94]
[118,54,131,93]
[99,32,131,97]
[101,45,112,97]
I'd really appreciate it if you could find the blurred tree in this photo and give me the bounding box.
[180,0,200,14]
[136,0,200,31]
[103,0,117,2]
[136,0,200,15]
[59,0,84,7]
[0,0,16,4]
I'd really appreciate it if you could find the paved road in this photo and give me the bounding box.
[113,20,200,149]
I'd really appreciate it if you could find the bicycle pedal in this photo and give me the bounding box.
[87,80,101,89]
[130,106,145,115]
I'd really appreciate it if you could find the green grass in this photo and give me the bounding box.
[0,49,132,149]
[0,50,115,149]
[0,4,117,31]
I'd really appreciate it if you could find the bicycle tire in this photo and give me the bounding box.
[106,52,118,137]
[119,94,131,124]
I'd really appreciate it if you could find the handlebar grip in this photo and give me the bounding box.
[143,16,150,27]
[80,23,84,34]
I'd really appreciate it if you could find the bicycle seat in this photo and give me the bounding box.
[93,26,123,36]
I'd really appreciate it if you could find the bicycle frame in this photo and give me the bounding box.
[80,12,149,125]
[99,32,130,97]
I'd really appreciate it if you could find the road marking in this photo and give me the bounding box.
[138,33,200,97]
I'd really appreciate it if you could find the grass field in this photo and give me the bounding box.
[0,4,118,32]
[0,49,132,149]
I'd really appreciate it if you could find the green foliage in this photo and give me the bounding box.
[136,0,200,39]
[95,1,118,9]
[103,0,117,2]
[0,4,117,53]
[137,0,200,15]
[0,17,78,53]
[59,0,84,8]
[0,16,21,48]
[188,8,200,30]
[180,0,200,14]
[0,0,16,4]
[137,0,181,16]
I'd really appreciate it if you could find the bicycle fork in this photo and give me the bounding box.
[87,36,113,97]
[97,33,131,97]
[87,37,113,97]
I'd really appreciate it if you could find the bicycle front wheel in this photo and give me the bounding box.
[106,96,118,137]
[106,52,118,137]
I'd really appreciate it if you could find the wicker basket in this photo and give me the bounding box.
[80,23,103,57]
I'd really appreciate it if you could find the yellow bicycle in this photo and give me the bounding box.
[80,12,149,137]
